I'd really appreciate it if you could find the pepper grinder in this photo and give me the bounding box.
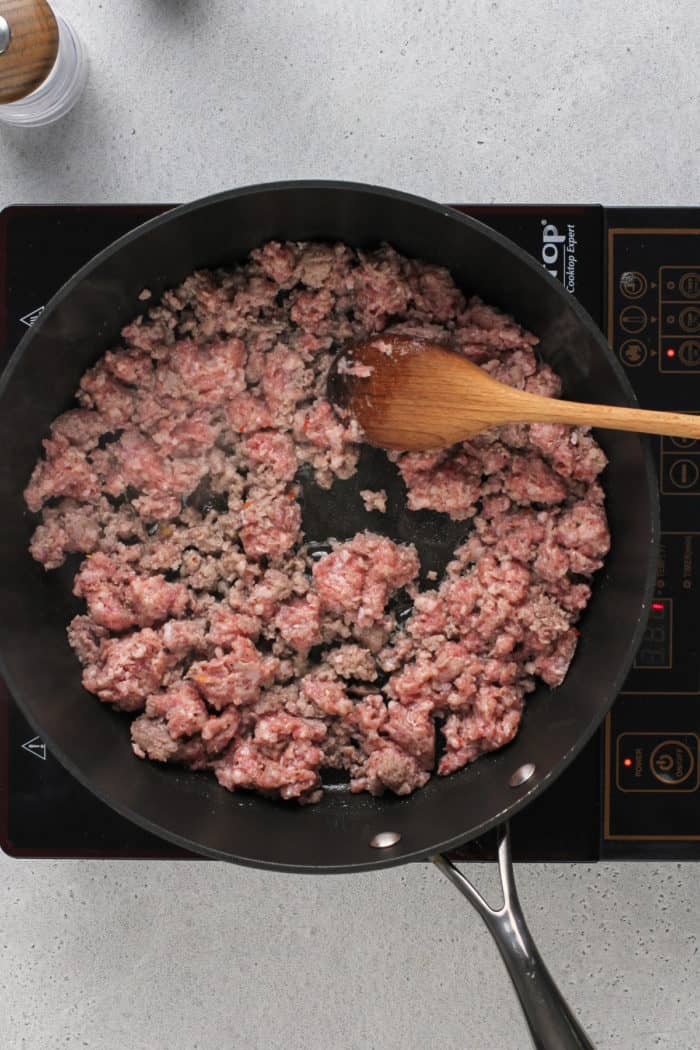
[0,1,87,126]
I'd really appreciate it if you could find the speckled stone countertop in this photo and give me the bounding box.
[0,3,698,1048]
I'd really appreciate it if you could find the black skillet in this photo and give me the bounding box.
[0,182,658,1048]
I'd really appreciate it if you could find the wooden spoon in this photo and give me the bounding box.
[0,0,59,105]
[328,334,700,452]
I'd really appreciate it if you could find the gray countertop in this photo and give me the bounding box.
[0,2,698,1048]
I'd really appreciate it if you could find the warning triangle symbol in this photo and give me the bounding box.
[21,736,47,761]
[20,305,45,328]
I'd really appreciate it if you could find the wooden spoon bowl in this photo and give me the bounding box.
[328,335,700,452]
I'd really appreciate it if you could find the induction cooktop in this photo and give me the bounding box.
[1,202,698,862]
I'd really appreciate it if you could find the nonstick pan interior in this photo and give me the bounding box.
[0,182,658,871]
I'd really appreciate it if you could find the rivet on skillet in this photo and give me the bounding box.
[370,831,401,849]
[509,763,536,788]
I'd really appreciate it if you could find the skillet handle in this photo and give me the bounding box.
[433,824,595,1050]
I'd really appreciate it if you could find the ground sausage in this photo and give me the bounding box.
[25,241,609,804]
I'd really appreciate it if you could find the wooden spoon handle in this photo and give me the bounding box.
[0,0,59,105]
[502,388,700,440]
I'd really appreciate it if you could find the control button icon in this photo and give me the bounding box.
[669,459,700,489]
[679,306,700,333]
[679,339,700,367]
[650,740,695,786]
[616,731,699,793]
[619,305,647,333]
[679,272,700,300]
[670,436,698,449]
[619,271,647,299]
[618,339,647,367]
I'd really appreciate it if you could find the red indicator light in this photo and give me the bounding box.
[623,758,633,768]
[652,602,664,610]
[666,348,676,358]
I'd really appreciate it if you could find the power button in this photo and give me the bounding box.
[650,740,695,785]
[617,732,699,793]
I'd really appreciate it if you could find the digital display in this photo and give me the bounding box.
[634,600,672,669]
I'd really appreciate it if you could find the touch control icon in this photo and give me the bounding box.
[650,740,695,786]
[619,305,647,333]
[619,339,647,367]
[679,339,700,367]
[619,271,647,299]
[669,459,700,489]
[616,731,699,793]
[679,272,700,299]
[679,306,700,333]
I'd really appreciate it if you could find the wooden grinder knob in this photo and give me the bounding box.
[0,0,59,105]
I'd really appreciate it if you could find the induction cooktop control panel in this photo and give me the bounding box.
[603,210,700,856]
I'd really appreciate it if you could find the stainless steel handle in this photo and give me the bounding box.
[434,824,594,1050]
